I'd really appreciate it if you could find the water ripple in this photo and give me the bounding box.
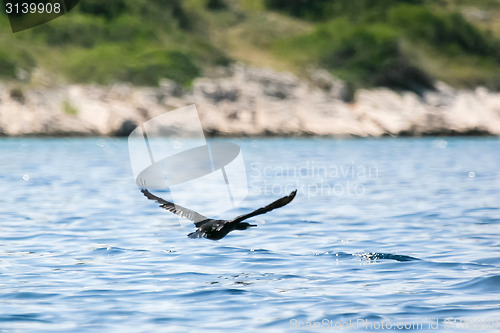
[1,137,499,331]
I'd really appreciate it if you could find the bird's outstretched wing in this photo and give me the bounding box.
[141,189,208,223]
[228,190,297,224]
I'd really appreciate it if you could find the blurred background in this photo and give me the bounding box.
[1,0,500,137]
[1,0,500,90]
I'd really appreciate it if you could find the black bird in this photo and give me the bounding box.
[141,189,297,240]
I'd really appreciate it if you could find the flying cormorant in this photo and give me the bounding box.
[141,189,297,240]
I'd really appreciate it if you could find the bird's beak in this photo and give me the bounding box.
[249,224,257,227]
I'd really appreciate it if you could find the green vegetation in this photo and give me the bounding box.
[0,0,499,91]
[264,0,424,21]
[0,48,35,79]
[388,5,498,56]
[0,50,18,79]
[62,100,78,116]
[275,19,433,91]
[269,1,500,91]
[0,0,224,86]
[206,0,228,11]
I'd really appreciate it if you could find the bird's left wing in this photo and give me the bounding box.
[228,190,297,225]
[141,189,208,223]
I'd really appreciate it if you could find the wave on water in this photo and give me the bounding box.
[354,252,420,262]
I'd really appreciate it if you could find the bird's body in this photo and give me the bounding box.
[187,219,255,240]
[141,189,297,240]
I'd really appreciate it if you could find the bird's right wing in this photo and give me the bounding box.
[141,189,208,223]
[228,190,297,225]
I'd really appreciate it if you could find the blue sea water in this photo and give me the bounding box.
[1,137,499,332]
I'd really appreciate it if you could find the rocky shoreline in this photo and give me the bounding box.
[1,64,500,137]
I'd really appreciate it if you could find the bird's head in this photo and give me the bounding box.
[235,222,257,230]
